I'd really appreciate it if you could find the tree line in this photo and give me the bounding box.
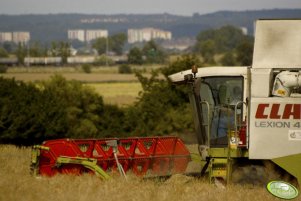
[0,55,201,145]
[0,25,254,67]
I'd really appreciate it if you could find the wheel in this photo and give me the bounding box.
[231,159,298,187]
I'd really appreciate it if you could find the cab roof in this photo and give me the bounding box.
[168,66,248,83]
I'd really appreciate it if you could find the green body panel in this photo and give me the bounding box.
[191,147,248,184]
[272,153,301,186]
[209,147,249,158]
[31,145,50,177]
[57,156,111,180]
[190,153,203,164]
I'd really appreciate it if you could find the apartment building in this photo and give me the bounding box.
[12,32,30,43]
[0,32,30,43]
[127,28,172,43]
[68,30,85,42]
[85,29,108,42]
[68,29,108,42]
[0,32,12,42]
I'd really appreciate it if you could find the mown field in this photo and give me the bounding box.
[1,66,149,105]
[0,145,284,201]
[85,82,142,106]
[2,72,142,105]
[0,73,138,83]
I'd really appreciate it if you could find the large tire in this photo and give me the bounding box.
[231,163,268,186]
[231,159,297,187]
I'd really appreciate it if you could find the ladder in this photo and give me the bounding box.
[209,157,232,184]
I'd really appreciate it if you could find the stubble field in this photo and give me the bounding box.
[0,145,284,201]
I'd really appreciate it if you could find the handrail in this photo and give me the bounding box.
[200,101,211,148]
[234,101,248,149]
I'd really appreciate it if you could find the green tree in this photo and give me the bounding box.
[82,64,92,73]
[199,39,216,64]
[161,54,203,77]
[142,40,166,64]
[0,78,67,144]
[0,75,106,145]
[127,55,200,135]
[40,75,103,138]
[220,51,236,66]
[236,39,254,66]
[29,42,46,57]
[49,41,59,56]
[93,55,114,66]
[48,41,70,64]
[2,42,16,54]
[15,43,26,65]
[92,33,126,56]
[92,37,107,55]
[58,42,71,64]
[0,47,8,58]
[110,33,127,55]
[195,26,247,53]
[128,47,143,65]
[98,104,126,137]
[214,26,246,52]
[118,64,132,74]
[195,26,255,66]
[70,39,85,49]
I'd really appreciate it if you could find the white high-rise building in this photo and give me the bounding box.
[12,32,30,43]
[68,29,108,42]
[86,30,108,42]
[0,32,13,42]
[68,30,85,42]
[128,28,172,43]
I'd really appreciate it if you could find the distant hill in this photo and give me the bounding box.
[0,9,301,43]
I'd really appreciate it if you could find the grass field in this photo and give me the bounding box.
[1,69,147,106]
[0,145,284,201]
[86,82,142,106]
[6,65,163,74]
[1,73,142,105]
[0,73,139,83]
[0,65,167,106]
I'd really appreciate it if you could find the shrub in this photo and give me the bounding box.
[93,55,114,66]
[127,55,201,136]
[118,64,132,74]
[0,76,105,145]
[0,66,7,73]
[82,64,92,73]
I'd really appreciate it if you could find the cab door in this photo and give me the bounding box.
[196,76,244,147]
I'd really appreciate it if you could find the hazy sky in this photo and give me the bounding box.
[1,0,301,16]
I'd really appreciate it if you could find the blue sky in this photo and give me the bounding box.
[0,0,301,16]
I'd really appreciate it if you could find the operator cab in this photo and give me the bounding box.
[169,66,249,148]
[196,76,244,147]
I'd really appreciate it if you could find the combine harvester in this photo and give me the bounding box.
[32,19,301,186]
[169,19,301,186]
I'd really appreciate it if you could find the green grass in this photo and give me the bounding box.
[6,65,164,74]
[1,66,164,106]
[86,82,142,106]
[0,73,139,83]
